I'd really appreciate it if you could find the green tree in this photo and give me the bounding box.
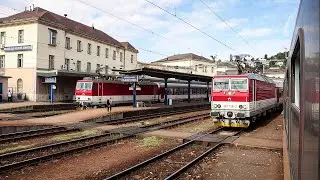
[269,61,276,67]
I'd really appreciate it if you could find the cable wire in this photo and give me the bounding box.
[144,0,240,53]
[199,0,256,51]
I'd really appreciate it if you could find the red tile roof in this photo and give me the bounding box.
[121,42,139,53]
[0,7,134,49]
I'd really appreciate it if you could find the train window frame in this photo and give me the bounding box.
[291,37,301,109]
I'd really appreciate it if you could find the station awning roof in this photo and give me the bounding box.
[115,67,212,82]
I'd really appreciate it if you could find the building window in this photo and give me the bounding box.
[65,37,71,49]
[120,52,123,62]
[0,32,5,45]
[77,40,82,52]
[87,43,91,54]
[195,65,197,72]
[76,61,81,72]
[96,64,100,72]
[105,65,108,74]
[64,58,70,70]
[87,62,91,72]
[0,55,4,68]
[97,46,100,56]
[17,54,23,68]
[113,50,116,60]
[18,30,24,43]
[49,29,57,45]
[211,67,214,73]
[105,48,109,58]
[131,55,134,63]
[17,79,23,94]
[49,55,54,70]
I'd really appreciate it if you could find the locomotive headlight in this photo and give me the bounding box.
[213,104,217,108]
[239,105,243,109]
[88,98,91,101]
[217,104,221,108]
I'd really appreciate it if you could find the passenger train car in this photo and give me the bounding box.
[75,78,210,107]
[210,73,283,128]
[283,0,319,179]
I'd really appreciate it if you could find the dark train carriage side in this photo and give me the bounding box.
[284,0,320,180]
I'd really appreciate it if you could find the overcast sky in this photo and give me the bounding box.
[0,0,299,62]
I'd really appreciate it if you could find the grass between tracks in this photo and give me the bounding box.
[51,129,100,141]
[141,136,164,147]
[0,144,35,154]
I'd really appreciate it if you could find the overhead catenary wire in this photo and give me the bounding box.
[199,0,256,51]
[74,0,202,55]
[144,0,240,54]
[0,5,168,60]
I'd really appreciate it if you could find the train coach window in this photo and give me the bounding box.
[291,42,300,108]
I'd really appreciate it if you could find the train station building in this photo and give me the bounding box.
[0,7,139,102]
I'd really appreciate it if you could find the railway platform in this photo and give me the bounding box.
[0,102,75,113]
[0,102,210,127]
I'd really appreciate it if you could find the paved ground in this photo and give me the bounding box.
[233,114,283,150]
[180,145,283,180]
[143,130,193,138]
[0,106,156,126]
[0,102,69,110]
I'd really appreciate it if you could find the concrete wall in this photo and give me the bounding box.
[5,68,36,101]
[36,76,80,102]
[0,76,9,102]
[37,24,137,72]
[152,59,217,77]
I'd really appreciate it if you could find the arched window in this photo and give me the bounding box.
[17,79,23,94]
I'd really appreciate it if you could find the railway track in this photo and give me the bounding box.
[96,107,209,125]
[105,128,241,180]
[0,126,80,143]
[0,112,211,173]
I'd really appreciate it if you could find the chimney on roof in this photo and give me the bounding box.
[92,23,95,30]
[64,14,67,18]
[29,6,32,11]
[25,6,27,11]
[32,4,34,11]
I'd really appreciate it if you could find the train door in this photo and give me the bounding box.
[97,82,103,105]
[252,80,256,113]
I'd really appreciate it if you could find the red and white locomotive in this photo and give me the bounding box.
[75,77,209,107]
[211,73,283,128]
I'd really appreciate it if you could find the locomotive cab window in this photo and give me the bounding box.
[76,82,84,90]
[230,79,248,90]
[84,82,93,90]
[213,79,229,90]
[291,40,300,109]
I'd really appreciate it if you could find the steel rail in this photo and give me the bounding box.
[0,127,80,143]
[105,128,224,180]
[97,107,209,124]
[0,113,212,173]
[164,130,242,180]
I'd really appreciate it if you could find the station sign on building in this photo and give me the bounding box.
[121,76,138,82]
[3,45,33,52]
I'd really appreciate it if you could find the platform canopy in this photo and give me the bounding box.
[115,67,212,82]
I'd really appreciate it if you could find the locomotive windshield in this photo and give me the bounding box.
[213,79,229,90]
[230,79,248,90]
[76,82,92,90]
